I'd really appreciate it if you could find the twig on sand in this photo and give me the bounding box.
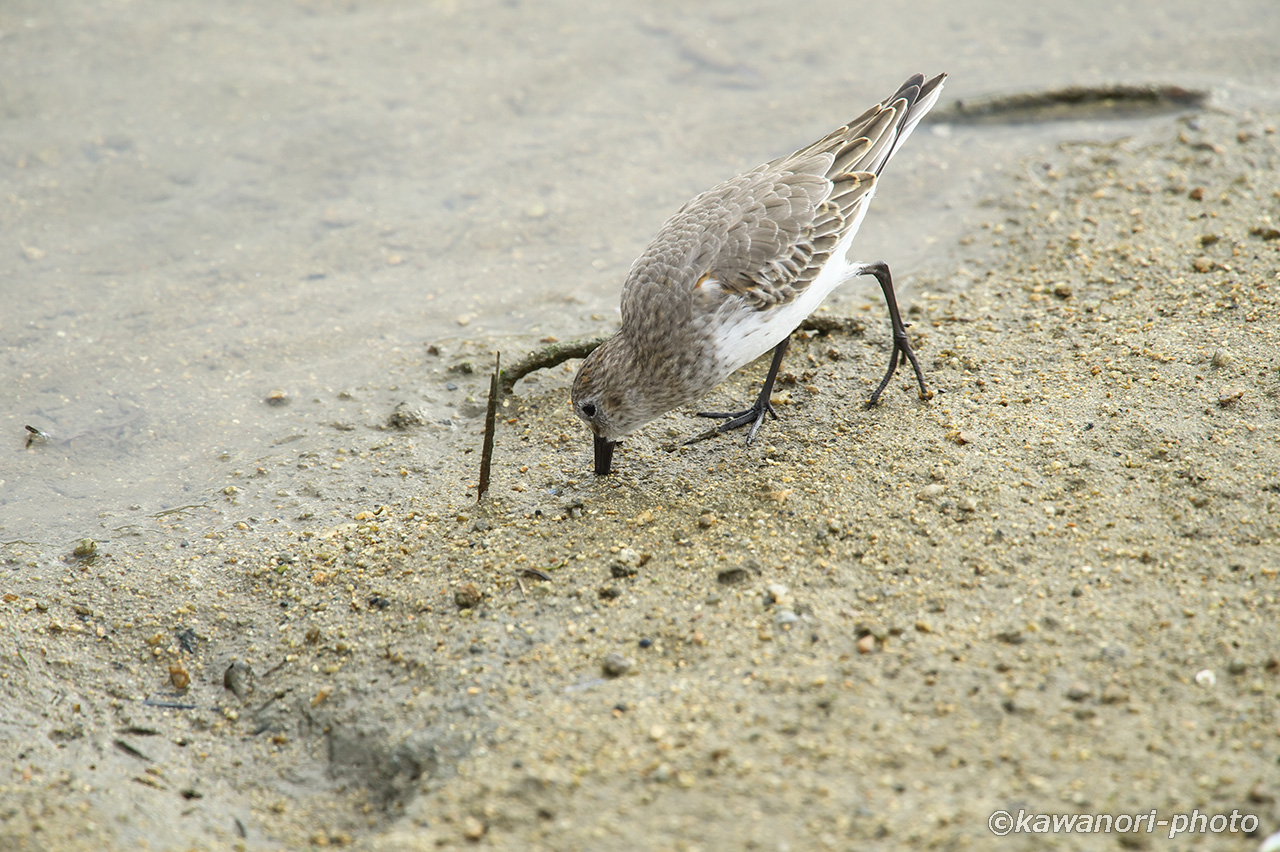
[499,336,610,395]
[477,353,501,502]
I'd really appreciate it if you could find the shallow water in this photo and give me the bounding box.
[3,0,1278,551]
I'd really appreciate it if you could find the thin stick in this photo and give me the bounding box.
[478,353,501,501]
[500,336,609,395]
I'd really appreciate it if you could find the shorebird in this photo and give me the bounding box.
[572,72,946,475]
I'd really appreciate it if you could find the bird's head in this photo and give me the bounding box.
[570,337,651,475]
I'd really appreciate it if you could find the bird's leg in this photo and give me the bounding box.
[692,337,790,445]
[861,261,931,407]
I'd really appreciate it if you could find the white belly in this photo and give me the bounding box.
[710,193,875,378]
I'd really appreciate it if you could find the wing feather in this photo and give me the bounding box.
[620,73,946,327]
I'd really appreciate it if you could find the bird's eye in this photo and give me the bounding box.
[581,402,597,419]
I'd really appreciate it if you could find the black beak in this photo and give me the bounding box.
[593,434,616,476]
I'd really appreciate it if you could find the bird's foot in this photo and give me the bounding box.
[689,400,777,445]
[866,328,932,408]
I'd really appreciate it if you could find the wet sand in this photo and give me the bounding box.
[6,0,1280,548]
[2,107,1277,850]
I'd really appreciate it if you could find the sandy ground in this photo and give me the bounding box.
[2,109,1278,851]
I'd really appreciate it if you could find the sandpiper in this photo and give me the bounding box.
[573,72,946,475]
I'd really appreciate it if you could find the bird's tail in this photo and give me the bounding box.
[870,72,947,175]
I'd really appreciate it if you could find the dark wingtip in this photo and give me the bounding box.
[593,435,616,476]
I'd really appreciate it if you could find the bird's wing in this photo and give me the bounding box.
[690,156,872,310]
[621,72,945,320]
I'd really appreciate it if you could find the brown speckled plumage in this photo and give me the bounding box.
[574,73,946,473]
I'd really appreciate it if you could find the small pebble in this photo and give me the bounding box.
[1098,642,1128,661]
[764,584,792,609]
[995,629,1024,645]
[462,817,486,841]
[169,664,190,690]
[1194,669,1216,687]
[223,660,254,701]
[602,652,633,678]
[454,583,482,610]
[387,403,427,429]
[1210,348,1233,368]
[856,634,877,654]
[1065,683,1091,702]
[917,483,946,501]
[716,567,749,585]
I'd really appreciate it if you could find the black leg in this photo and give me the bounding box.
[861,261,930,407]
[692,337,790,444]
